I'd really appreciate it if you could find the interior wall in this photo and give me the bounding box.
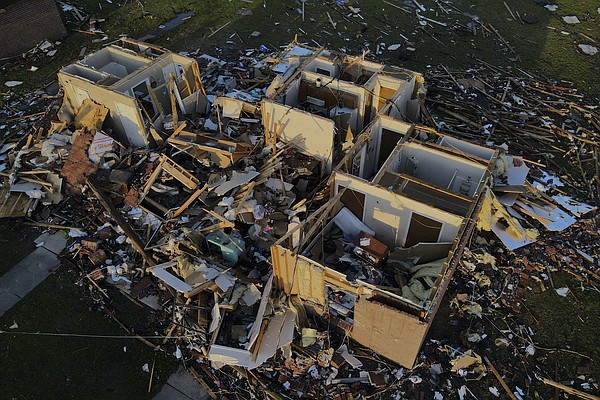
[302,71,368,132]
[375,116,412,169]
[62,64,107,83]
[438,136,496,161]
[284,79,300,107]
[334,172,463,247]
[58,73,147,147]
[83,47,149,75]
[114,57,171,94]
[305,58,339,77]
[398,144,486,197]
[359,116,412,182]
[358,121,381,179]
[262,100,335,172]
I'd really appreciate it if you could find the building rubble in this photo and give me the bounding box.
[0,39,598,399]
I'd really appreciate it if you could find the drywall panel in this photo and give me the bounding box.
[114,102,146,147]
[439,136,495,161]
[83,46,149,74]
[334,172,463,247]
[305,58,339,77]
[358,121,381,180]
[302,71,369,131]
[352,296,428,368]
[398,143,486,197]
[262,100,335,172]
[58,73,148,147]
[208,308,296,369]
[389,79,415,120]
[284,79,300,106]
[113,57,170,94]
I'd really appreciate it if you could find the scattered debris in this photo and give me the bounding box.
[1,36,598,400]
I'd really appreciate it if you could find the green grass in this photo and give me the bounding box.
[3,0,597,97]
[0,266,177,399]
[520,272,600,393]
[0,219,39,277]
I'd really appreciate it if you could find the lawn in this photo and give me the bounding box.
[0,266,176,399]
[2,0,598,97]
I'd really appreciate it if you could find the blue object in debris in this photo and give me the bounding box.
[206,230,246,265]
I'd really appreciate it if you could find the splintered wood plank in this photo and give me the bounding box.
[171,183,208,218]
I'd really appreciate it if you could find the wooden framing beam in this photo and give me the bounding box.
[86,178,156,266]
[170,183,208,219]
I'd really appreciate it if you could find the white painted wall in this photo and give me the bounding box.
[334,172,463,247]
[302,71,368,132]
[58,73,147,147]
[396,144,487,197]
[438,136,496,161]
[284,79,300,107]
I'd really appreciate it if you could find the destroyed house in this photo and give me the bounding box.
[271,121,498,367]
[48,40,500,371]
[262,44,424,173]
[58,40,205,147]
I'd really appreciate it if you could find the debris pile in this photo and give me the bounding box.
[0,38,598,399]
[424,63,600,203]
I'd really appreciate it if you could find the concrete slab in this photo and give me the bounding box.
[153,369,208,400]
[0,247,60,298]
[0,245,62,318]
[0,287,22,317]
[34,232,68,254]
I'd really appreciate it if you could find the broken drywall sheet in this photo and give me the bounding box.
[215,96,257,119]
[242,284,261,306]
[333,207,376,239]
[214,272,236,292]
[209,302,221,334]
[208,308,296,369]
[215,96,243,119]
[338,345,363,369]
[10,182,45,199]
[247,274,274,349]
[550,195,596,217]
[265,178,294,192]
[514,200,576,231]
[271,46,313,74]
[493,155,529,187]
[477,189,538,251]
[214,170,260,196]
[150,264,194,293]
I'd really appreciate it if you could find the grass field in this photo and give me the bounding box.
[0,266,176,399]
[3,0,598,97]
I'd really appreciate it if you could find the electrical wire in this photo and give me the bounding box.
[0,330,186,340]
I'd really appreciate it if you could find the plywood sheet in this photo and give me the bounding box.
[262,101,335,171]
[352,296,428,368]
[294,257,326,304]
